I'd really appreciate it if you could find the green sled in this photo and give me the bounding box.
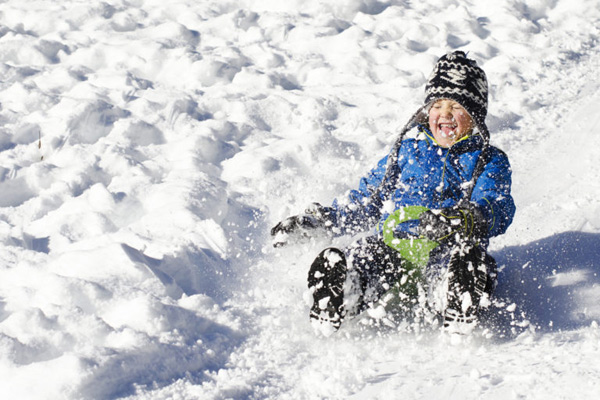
[381,205,439,267]
[379,206,440,314]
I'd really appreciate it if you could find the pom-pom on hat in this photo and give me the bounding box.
[425,51,488,130]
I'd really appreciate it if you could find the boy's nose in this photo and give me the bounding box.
[439,105,452,116]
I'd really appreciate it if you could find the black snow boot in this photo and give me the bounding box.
[307,248,347,331]
[444,244,497,333]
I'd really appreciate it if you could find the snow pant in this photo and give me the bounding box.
[309,234,497,324]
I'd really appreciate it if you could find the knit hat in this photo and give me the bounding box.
[424,51,488,130]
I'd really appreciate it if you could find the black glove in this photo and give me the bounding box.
[418,203,488,244]
[271,203,335,247]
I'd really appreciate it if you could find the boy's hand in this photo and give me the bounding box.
[271,214,322,235]
[271,203,334,247]
[418,203,487,243]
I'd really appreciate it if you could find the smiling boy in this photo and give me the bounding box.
[271,51,515,335]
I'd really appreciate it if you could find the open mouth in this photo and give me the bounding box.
[438,122,457,136]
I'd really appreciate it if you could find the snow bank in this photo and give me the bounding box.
[0,0,599,398]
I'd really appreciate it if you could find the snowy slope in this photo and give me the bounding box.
[0,0,599,399]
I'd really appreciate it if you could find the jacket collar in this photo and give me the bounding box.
[418,125,484,152]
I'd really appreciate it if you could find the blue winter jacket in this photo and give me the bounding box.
[330,127,515,245]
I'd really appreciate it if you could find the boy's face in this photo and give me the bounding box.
[428,99,473,147]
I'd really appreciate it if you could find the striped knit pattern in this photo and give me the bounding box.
[425,51,488,127]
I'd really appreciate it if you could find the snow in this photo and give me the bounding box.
[0,0,600,398]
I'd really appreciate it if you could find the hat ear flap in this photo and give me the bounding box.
[416,104,430,125]
[474,118,490,144]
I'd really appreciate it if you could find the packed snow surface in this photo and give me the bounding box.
[1,0,600,398]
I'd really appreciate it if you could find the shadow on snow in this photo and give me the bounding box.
[491,231,600,333]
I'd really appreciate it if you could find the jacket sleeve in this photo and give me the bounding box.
[330,154,390,235]
[470,148,516,238]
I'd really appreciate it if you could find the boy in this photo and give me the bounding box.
[271,51,515,334]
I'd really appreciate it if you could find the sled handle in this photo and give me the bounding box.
[382,206,439,267]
